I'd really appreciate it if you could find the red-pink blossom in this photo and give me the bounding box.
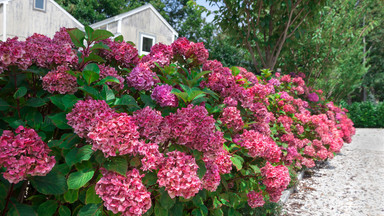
[96,168,151,216]
[98,64,125,90]
[42,65,78,94]
[151,84,178,107]
[88,113,140,157]
[0,126,55,183]
[66,99,115,138]
[221,107,244,132]
[157,151,202,199]
[247,190,265,208]
[127,63,159,91]
[132,107,164,143]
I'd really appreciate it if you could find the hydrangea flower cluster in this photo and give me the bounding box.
[66,99,115,138]
[42,65,78,94]
[237,130,281,163]
[127,63,159,91]
[151,84,178,107]
[132,107,163,143]
[98,64,125,90]
[0,126,55,183]
[100,39,140,69]
[247,190,265,208]
[221,107,244,132]
[88,113,140,157]
[261,162,290,202]
[160,104,224,153]
[141,43,173,68]
[157,151,202,199]
[96,168,151,216]
[172,37,209,66]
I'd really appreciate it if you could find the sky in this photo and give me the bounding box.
[195,0,221,23]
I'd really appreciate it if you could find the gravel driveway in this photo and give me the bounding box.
[282,128,384,216]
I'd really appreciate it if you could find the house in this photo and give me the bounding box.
[0,0,84,41]
[0,1,178,55]
[90,4,178,55]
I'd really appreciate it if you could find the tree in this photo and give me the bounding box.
[209,0,326,71]
[278,0,381,102]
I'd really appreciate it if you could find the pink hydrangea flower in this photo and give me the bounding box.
[132,107,164,143]
[308,92,319,102]
[221,107,244,132]
[261,162,290,203]
[238,130,281,163]
[98,64,125,90]
[157,151,202,199]
[96,168,151,216]
[99,39,140,69]
[160,105,225,153]
[88,113,140,157]
[201,160,221,192]
[247,190,265,208]
[0,37,32,73]
[136,142,164,171]
[223,97,238,107]
[0,126,55,183]
[127,63,159,91]
[172,37,208,66]
[141,43,173,68]
[66,99,115,138]
[151,84,178,107]
[42,65,78,94]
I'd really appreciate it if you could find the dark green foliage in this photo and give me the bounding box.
[344,102,384,128]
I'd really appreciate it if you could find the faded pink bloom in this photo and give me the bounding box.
[221,107,244,132]
[132,107,164,143]
[151,84,178,107]
[157,151,202,199]
[42,65,77,94]
[127,63,159,91]
[0,126,55,183]
[88,113,140,157]
[247,190,265,208]
[96,168,151,216]
[66,99,115,138]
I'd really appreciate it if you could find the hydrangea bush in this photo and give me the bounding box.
[0,26,355,216]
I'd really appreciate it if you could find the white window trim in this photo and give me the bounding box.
[33,0,46,12]
[139,33,156,56]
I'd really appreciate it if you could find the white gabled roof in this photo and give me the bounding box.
[49,0,84,29]
[90,4,178,37]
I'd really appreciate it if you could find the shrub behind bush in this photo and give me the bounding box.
[344,102,384,128]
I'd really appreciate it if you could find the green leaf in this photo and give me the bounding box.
[101,85,115,103]
[67,170,95,190]
[154,201,168,216]
[169,202,183,216]
[90,29,114,42]
[86,186,102,204]
[114,35,124,42]
[58,133,81,149]
[58,206,71,216]
[62,95,80,111]
[7,202,36,216]
[37,200,58,216]
[79,86,100,99]
[26,98,46,107]
[64,189,79,203]
[0,98,10,111]
[103,156,128,176]
[67,28,85,48]
[160,191,175,210]
[211,208,223,216]
[90,42,111,52]
[83,53,106,64]
[65,145,94,167]
[140,94,157,108]
[191,70,211,86]
[230,155,244,171]
[196,160,206,179]
[49,95,65,110]
[115,95,140,109]
[95,76,121,86]
[83,64,100,85]
[142,172,158,186]
[249,165,260,174]
[48,112,71,129]
[84,25,94,40]
[77,204,102,216]
[30,172,67,195]
[13,87,27,99]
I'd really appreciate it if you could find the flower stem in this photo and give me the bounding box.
[2,183,15,216]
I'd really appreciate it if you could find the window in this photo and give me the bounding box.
[140,33,155,55]
[34,0,45,11]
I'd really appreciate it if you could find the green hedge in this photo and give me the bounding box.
[344,102,384,128]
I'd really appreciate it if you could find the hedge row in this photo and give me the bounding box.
[0,27,355,216]
[344,102,384,128]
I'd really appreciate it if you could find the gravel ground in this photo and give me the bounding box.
[282,128,384,216]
